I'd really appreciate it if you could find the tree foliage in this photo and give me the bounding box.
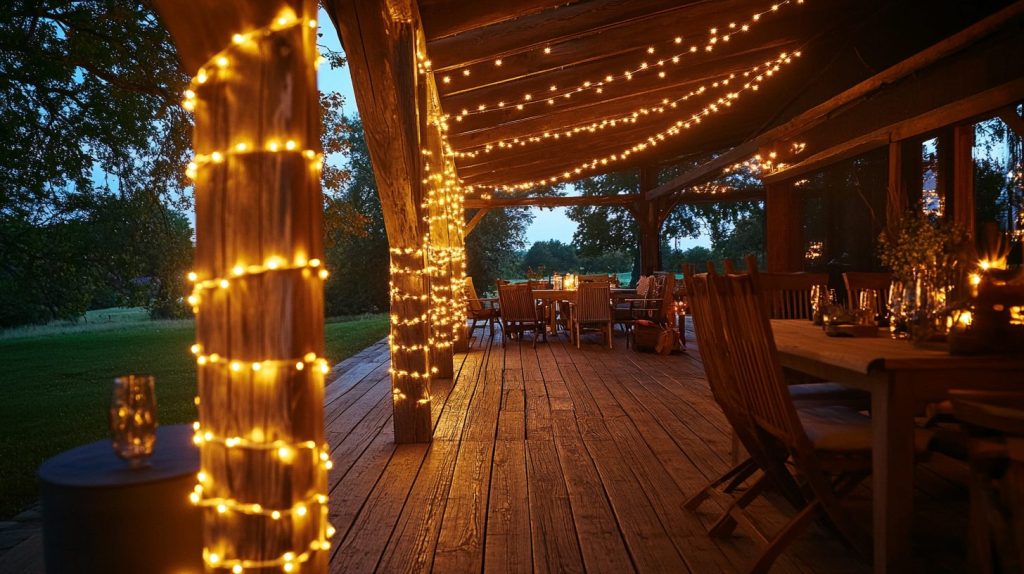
[322,118,390,316]
[521,240,578,274]
[0,0,195,326]
[465,208,533,294]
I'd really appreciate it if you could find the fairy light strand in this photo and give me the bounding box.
[445,0,804,120]
[473,50,801,192]
[452,55,792,159]
[180,7,334,573]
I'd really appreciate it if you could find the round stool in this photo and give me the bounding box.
[39,424,202,574]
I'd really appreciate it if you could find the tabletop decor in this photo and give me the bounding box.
[109,374,157,467]
[878,209,969,343]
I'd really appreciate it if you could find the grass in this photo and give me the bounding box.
[0,310,389,519]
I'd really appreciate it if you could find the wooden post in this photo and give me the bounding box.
[635,166,668,274]
[153,0,331,570]
[953,124,976,238]
[936,127,954,218]
[887,139,922,231]
[331,0,433,443]
[765,180,804,272]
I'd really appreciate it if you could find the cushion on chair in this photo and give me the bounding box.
[798,404,934,455]
[789,382,871,411]
[797,405,873,452]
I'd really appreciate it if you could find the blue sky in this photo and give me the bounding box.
[317,12,708,248]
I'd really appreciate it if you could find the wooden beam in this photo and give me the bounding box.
[328,0,433,443]
[419,0,569,41]
[427,0,707,70]
[635,166,664,273]
[768,18,1024,181]
[464,207,489,234]
[647,1,1024,200]
[762,78,1024,185]
[435,2,807,95]
[645,141,759,200]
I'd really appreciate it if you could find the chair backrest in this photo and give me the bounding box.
[716,272,806,451]
[464,277,482,312]
[575,282,612,321]
[752,271,829,320]
[635,275,651,298]
[653,272,676,324]
[683,265,744,419]
[578,274,608,284]
[498,283,537,322]
[843,272,891,315]
[527,280,551,290]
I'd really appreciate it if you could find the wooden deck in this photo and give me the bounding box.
[323,325,971,573]
[0,323,970,574]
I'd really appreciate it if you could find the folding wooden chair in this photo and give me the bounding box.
[497,282,547,348]
[715,271,940,572]
[464,277,499,347]
[569,281,613,349]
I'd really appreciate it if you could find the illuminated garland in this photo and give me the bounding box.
[453,55,790,158]
[179,7,332,572]
[475,50,801,192]
[443,0,805,119]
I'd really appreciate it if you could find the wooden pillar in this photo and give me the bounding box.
[154,1,331,571]
[332,0,433,443]
[635,166,667,274]
[765,180,804,272]
[953,124,976,238]
[936,128,955,218]
[887,139,922,231]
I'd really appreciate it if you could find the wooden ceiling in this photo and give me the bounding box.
[407,0,1015,192]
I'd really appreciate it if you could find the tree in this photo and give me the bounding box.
[465,208,533,294]
[521,240,578,274]
[322,118,390,316]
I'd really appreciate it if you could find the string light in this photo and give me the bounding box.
[481,50,802,192]
[181,7,334,573]
[445,0,804,120]
[452,55,793,158]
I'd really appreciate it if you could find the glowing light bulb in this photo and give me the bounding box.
[216,56,228,68]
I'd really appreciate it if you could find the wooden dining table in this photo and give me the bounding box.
[771,319,1024,572]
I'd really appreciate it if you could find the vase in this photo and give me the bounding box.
[109,375,157,467]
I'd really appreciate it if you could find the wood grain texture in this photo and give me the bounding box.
[152,1,329,570]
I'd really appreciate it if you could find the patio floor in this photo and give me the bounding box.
[0,322,971,573]
[321,324,969,573]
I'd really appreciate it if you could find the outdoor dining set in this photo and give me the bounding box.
[463,272,680,350]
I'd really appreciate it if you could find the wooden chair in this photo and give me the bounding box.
[569,282,613,349]
[497,283,547,348]
[464,277,499,346]
[951,390,1024,574]
[715,271,934,571]
[843,271,891,315]
[745,256,827,320]
[682,265,806,539]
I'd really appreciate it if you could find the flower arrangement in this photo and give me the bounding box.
[878,209,970,342]
[878,209,968,285]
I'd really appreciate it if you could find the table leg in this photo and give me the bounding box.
[871,374,916,573]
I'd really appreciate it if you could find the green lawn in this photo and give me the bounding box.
[0,312,389,518]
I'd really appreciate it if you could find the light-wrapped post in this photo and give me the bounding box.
[328,0,435,443]
[160,1,332,571]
